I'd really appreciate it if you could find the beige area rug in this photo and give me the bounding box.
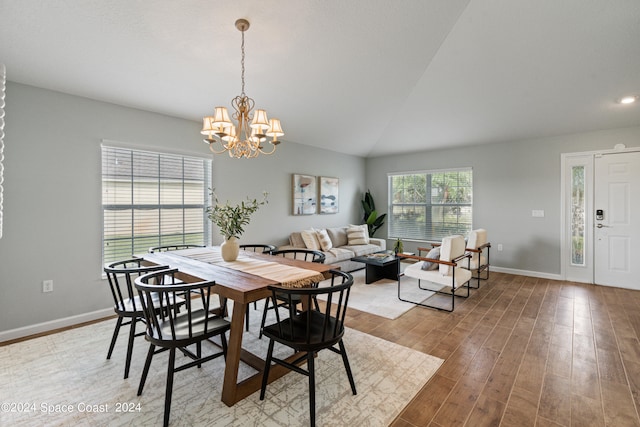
[318,268,435,320]
[0,307,443,427]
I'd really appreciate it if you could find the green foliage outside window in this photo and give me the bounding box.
[389,169,472,241]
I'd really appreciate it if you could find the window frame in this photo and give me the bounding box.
[387,167,473,242]
[101,143,212,266]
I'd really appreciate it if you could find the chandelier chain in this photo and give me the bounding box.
[240,28,246,97]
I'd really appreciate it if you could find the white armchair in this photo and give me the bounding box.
[398,235,472,312]
[464,229,490,288]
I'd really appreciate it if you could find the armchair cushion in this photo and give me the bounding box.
[404,262,472,289]
[439,235,466,276]
[467,229,487,265]
[421,246,441,270]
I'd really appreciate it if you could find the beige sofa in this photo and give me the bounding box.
[279,226,386,272]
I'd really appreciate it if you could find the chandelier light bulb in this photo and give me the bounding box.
[619,95,637,105]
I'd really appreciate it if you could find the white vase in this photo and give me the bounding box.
[221,236,240,261]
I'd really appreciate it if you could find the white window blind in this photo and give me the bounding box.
[101,145,212,265]
[388,168,472,241]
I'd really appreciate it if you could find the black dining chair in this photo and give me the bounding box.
[103,258,171,379]
[259,249,326,338]
[239,244,277,330]
[135,268,231,427]
[148,244,205,253]
[260,269,356,427]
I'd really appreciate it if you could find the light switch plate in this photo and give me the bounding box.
[532,210,545,217]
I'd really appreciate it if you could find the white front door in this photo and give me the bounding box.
[594,151,640,289]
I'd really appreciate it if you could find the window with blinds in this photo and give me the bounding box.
[101,145,212,265]
[388,168,472,242]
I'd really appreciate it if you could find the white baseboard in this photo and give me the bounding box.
[491,266,562,281]
[0,308,113,343]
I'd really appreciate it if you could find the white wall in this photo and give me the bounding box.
[366,126,640,276]
[0,82,365,336]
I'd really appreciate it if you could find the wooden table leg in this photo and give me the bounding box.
[221,300,247,406]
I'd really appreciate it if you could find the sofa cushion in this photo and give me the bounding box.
[341,243,382,257]
[301,228,321,250]
[326,227,348,247]
[323,247,355,264]
[289,232,306,248]
[315,228,333,251]
[347,224,369,245]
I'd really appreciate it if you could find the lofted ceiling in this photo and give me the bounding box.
[1,0,639,157]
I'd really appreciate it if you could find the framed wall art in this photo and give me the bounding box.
[292,174,317,215]
[319,176,339,214]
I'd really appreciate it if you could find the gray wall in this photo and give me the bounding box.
[0,82,365,333]
[2,80,639,336]
[366,127,640,274]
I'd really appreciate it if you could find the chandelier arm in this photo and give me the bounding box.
[257,143,278,155]
[207,140,232,155]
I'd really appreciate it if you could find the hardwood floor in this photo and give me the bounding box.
[344,272,640,426]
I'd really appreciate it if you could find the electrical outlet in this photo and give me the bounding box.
[42,280,53,293]
[497,244,503,251]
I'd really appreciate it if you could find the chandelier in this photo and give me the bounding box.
[201,19,284,159]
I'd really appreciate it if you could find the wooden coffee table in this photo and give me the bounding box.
[351,251,400,284]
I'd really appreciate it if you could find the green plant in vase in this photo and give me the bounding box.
[393,238,403,255]
[207,190,268,261]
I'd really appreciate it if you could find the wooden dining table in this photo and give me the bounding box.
[141,246,335,406]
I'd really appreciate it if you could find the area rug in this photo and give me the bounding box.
[0,311,443,426]
[318,268,435,320]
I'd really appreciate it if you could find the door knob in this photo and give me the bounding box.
[596,224,609,228]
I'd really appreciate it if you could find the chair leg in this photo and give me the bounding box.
[220,331,228,359]
[137,344,156,396]
[259,298,272,339]
[124,317,138,379]
[163,348,176,427]
[245,306,250,332]
[260,339,275,400]
[106,316,123,360]
[308,352,316,427]
[338,340,357,395]
[196,342,202,368]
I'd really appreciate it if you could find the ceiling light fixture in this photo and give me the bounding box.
[201,19,284,159]
[619,95,638,105]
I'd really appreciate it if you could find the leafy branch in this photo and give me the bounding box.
[207,190,268,240]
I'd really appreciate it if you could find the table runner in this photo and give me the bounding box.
[178,247,326,288]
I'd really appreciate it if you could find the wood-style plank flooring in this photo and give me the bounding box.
[344,272,640,426]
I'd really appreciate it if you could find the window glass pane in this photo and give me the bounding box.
[389,169,472,241]
[571,165,585,266]
[102,146,211,266]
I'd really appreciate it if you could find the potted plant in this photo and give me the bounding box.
[393,238,403,255]
[362,190,386,237]
[207,190,268,261]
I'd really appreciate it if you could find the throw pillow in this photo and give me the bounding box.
[300,228,321,250]
[315,228,333,251]
[347,224,369,245]
[421,246,441,270]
